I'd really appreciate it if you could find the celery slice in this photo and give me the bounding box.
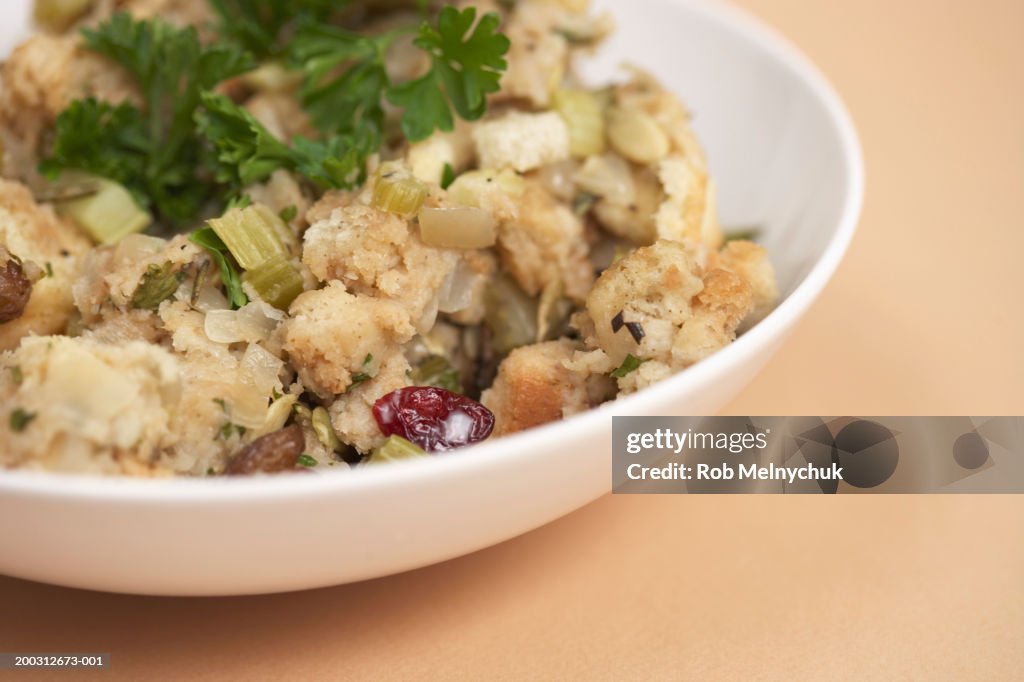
[372,164,427,217]
[242,253,303,310]
[57,177,151,245]
[207,203,288,270]
[368,435,427,464]
[311,406,342,452]
[553,89,606,158]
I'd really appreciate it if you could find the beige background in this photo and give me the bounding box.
[2,0,1022,679]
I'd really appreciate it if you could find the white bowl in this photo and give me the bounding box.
[0,0,862,595]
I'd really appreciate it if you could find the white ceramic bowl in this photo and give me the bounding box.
[0,0,862,595]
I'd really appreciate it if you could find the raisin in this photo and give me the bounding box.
[225,424,305,475]
[372,387,495,452]
[0,258,32,324]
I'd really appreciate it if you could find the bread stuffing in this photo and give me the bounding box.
[0,0,776,475]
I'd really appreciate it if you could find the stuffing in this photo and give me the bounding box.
[301,204,460,329]
[715,240,779,327]
[0,180,91,350]
[481,339,590,435]
[473,111,571,173]
[281,282,416,398]
[328,351,413,454]
[591,162,664,246]
[0,335,180,475]
[0,34,138,185]
[578,239,753,393]
[490,0,570,108]
[496,177,593,302]
[0,0,779,475]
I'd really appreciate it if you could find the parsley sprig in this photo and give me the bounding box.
[40,13,254,224]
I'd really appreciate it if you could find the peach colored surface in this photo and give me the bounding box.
[1,0,1022,679]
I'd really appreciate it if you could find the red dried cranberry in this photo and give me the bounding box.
[373,387,495,452]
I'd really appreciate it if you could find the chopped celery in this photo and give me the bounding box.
[56,176,151,245]
[207,203,288,270]
[368,435,427,464]
[311,406,342,452]
[131,261,184,310]
[190,228,248,309]
[413,355,462,393]
[483,274,538,356]
[552,89,606,158]
[242,254,303,310]
[723,226,762,243]
[372,165,427,217]
[34,0,92,30]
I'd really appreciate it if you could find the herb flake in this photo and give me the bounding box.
[10,407,37,432]
[610,354,646,379]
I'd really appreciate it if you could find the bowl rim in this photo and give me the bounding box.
[0,0,864,503]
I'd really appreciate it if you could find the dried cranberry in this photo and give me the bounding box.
[373,387,495,452]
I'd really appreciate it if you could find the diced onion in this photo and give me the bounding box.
[573,153,635,205]
[437,259,482,313]
[229,343,284,429]
[418,207,497,250]
[606,107,670,164]
[204,302,280,344]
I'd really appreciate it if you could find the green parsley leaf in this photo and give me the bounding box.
[350,353,375,386]
[41,13,254,224]
[197,91,295,191]
[199,92,371,191]
[610,354,647,378]
[190,228,248,309]
[10,408,37,432]
[296,453,318,467]
[279,205,298,223]
[388,7,510,141]
[209,0,340,59]
[289,22,392,138]
[440,163,457,190]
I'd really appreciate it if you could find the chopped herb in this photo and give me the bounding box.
[611,310,625,333]
[279,204,298,223]
[213,397,228,412]
[9,408,37,432]
[190,227,248,309]
[217,421,247,440]
[440,163,456,190]
[723,226,762,243]
[296,453,318,467]
[131,261,184,310]
[350,353,375,386]
[8,366,23,384]
[413,355,462,393]
[625,321,645,343]
[44,262,54,278]
[572,192,598,217]
[610,354,646,378]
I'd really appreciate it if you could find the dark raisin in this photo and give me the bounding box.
[225,424,305,475]
[0,258,32,324]
[373,387,495,452]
